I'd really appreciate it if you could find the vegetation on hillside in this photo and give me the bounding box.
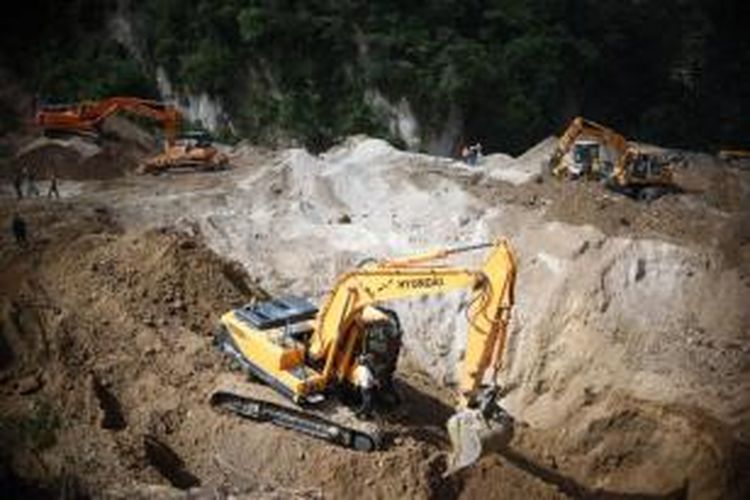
[1,0,747,154]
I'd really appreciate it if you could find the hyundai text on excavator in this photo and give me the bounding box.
[34,97,228,173]
[548,116,680,200]
[210,239,517,476]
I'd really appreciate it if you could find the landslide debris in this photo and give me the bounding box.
[0,200,269,496]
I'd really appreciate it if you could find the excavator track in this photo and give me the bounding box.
[211,329,380,452]
[209,391,379,452]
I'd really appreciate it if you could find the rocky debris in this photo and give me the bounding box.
[14,373,42,395]
[7,116,159,181]
[0,204,270,495]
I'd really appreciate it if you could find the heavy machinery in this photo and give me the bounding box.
[35,97,180,140]
[34,97,228,173]
[211,239,517,475]
[718,149,750,167]
[138,130,229,174]
[548,116,678,199]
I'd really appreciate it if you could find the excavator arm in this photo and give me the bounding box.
[549,116,677,196]
[35,97,180,146]
[548,116,629,177]
[35,96,227,174]
[305,239,516,406]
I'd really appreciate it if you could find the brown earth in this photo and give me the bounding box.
[3,116,158,182]
[0,132,748,499]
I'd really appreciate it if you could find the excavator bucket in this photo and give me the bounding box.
[444,408,513,477]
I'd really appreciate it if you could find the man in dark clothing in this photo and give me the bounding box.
[47,171,60,199]
[13,170,23,199]
[12,213,27,246]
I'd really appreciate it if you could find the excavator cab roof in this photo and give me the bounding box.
[180,130,213,145]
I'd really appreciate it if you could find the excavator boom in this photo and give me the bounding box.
[35,97,180,143]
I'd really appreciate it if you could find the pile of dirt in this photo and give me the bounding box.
[100,116,158,153]
[5,115,159,182]
[0,201,268,495]
[450,150,750,266]
[11,136,144,181]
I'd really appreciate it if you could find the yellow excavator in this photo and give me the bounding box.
[548,116,679,200]
[210,239,517,475]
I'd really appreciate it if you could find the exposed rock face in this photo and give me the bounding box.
[156,68,230,133]
[365,90,463,156]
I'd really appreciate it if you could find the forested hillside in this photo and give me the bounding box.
[1,0,747,154]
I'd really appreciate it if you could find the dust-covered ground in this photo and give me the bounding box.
[1,132,749,499]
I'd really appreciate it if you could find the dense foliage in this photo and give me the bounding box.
[1,0,747,154]
[0,1,157,101]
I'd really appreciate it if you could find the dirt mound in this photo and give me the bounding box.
[8,116,158,181]
[0,202,269,495]
[2,131,748,498]
[100,116,157,152]
[12,137,135,180]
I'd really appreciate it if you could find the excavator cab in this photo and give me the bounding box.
[571,140,600,178]
[358,307,403,402]
[181,130,214,148]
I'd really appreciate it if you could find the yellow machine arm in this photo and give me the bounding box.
[305,240,516,404]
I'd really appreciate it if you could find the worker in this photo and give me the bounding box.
[13,169,23,199]
[461,145,470,164]
[467,142,483,166]
[47,170,60,199]
[353,354,375,419]
[11,213,27,246]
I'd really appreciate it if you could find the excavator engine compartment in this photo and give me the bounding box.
[218,295,321,401]
[212,295,401,453]
[217,294,403,404]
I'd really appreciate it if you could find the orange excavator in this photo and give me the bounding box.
[34,97,228,173]
[548,116,678,200]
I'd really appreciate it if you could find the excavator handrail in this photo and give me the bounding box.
[378,241,495,268]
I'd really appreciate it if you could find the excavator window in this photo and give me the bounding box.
[631,155,652,179]
[361,308,402,384]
